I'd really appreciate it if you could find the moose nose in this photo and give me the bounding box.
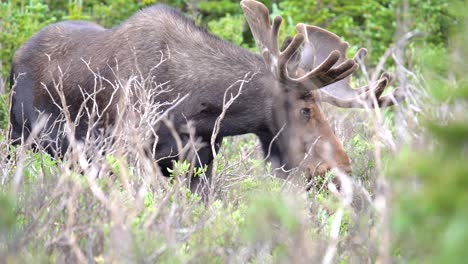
[306,163,352,190]
[341,164,352,176]
[313,163,352,177]
[316,163,331,176]
[305,163,331,186]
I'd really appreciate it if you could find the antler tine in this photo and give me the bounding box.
[241,0,304,80]
[270,16,281,54]
[240,0,277,62]
[270,15,305,79]
[278,34,304,79]
[320,72,405,108]
[322,47,404,108]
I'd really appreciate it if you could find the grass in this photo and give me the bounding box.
[0,81,416,264]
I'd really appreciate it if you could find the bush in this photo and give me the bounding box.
[391,2,467,262]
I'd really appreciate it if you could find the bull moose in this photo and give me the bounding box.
[8,0,402,192]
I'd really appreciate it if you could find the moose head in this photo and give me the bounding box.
[240,0,403,183]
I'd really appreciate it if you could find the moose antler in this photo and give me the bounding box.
[240,0,357,91]
[241,0,404,108]
[296,24,405,108]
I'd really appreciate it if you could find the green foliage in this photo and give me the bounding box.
[0,0,56,78]
[0,192,15,234]
[279,0,451,64]
[198,0,240,17]
[208,14,244,46]
[242,193,301,241]
[65,0,91,20]
[166,160,207,178]
[0,94,8,129]
[279,0,394,61]
[22,151,57,181]
[391,2,468,262]
[82,0,142,28]
[347,133,375,180]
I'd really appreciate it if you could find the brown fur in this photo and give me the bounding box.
[9,4,351,188]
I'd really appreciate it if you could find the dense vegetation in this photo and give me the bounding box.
[0,0,466,263]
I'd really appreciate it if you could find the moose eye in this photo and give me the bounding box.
[300,108,312,121]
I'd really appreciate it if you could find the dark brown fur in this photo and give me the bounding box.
[9,5,351,187]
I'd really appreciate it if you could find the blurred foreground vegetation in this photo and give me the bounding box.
[0,0,466,263]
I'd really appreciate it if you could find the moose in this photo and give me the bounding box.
[8,0,402,192]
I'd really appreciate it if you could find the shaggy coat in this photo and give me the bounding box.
[9,4,351,184]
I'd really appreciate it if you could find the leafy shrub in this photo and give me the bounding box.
[208,14,244,46]
[392,2,468,262]
[0,0,56,79]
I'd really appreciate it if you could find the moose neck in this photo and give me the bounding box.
[150,37,279,168]
[110,8,278,143]
[172,46,277,140]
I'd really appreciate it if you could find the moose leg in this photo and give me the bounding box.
[8,72,37,146]
[42,116,71,157]
[8,102,31,146]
